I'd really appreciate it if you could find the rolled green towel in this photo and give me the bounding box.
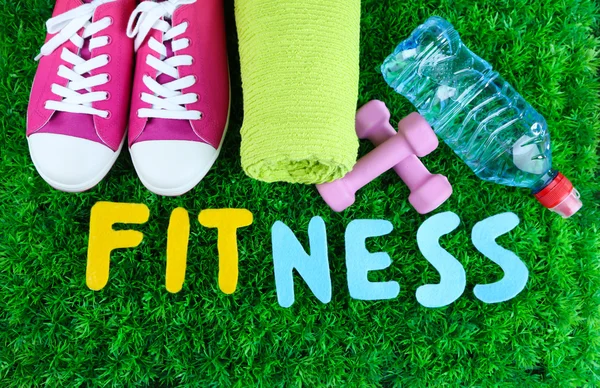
[235,0,361,184]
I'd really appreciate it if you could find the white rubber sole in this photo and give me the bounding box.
[27,135,125,193]
[131,101,231,197]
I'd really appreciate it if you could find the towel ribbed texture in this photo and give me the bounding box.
[235,0,361,184]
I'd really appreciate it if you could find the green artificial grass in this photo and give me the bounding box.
[1,0,599,386]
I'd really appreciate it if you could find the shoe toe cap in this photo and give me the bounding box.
[130,140,218,196]
[28,133,118,192]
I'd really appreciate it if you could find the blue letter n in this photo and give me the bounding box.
[272,217,331,308]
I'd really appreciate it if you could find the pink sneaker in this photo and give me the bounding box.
[126,0,230,196]
[27,0,136,192]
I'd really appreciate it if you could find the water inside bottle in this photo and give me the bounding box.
[382,16,553,189]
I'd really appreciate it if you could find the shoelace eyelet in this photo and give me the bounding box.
[127,8,201,120]
[37,2,116,118]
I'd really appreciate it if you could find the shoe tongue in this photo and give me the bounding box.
[157,36,177,84]
[80,37,92,61]
[80,0,95,60]
[143,25,197,140]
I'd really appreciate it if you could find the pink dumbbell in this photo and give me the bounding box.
[317,106,451,213]
[355,100,452,214]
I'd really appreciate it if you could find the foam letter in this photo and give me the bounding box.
[86,202,150,291]
[199,209,253,294]
[272,217,331,307]
[345,219,399,301]
[166,208,190,293]
[472,212,528,303]
[416,211,466,308]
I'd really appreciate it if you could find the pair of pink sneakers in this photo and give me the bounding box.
[27,0,230,196]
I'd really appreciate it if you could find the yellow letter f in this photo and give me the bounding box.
[86,202,150,290]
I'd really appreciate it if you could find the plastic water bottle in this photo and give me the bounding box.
[381,16,582,218]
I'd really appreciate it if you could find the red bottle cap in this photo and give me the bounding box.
[534,172,582,218]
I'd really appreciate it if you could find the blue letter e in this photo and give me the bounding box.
[346,220,400,301]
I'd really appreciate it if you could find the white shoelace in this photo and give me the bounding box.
[127,0,202,121]
[35,0,115,118]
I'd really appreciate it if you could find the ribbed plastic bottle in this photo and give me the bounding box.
[381,16,582,218]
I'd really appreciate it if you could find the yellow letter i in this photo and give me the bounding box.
[165,208,191,293]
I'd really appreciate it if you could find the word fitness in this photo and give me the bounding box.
[86,202,528,308]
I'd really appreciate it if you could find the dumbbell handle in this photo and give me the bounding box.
[395,154,433,190]
[340,133,414,194]
[365,120,435,190]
